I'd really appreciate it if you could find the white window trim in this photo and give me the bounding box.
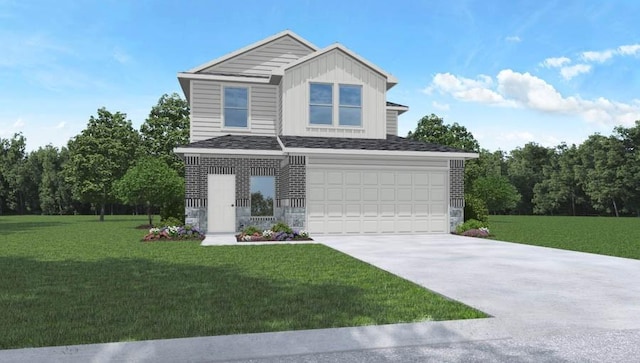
[222,84,251,130]
[309,82,333,126]
[307,82,363,128]
[338,84,363,127]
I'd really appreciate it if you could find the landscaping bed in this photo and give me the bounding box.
[235,222,312,242]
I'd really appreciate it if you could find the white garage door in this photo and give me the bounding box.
[307,167,448,234]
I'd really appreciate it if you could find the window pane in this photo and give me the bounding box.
[339,107,361,126]
[224,108,247,127]
[339,85,361,106]
[310,83,332,105]
[224,87,248,108]
[251,176,274,217]
[310,105,333,125]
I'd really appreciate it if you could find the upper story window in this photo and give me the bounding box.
[309,83,333,125]
[338,85,362,126]
[224,86,248,128]
[309,83,362,127]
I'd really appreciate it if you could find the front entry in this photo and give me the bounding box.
[207,174,236,233]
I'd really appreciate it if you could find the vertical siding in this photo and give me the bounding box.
[189,80,277,141]
[281,49,387,139]
[202,36,314,76]
[386,109,398,136]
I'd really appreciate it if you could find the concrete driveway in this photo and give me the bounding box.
[315,234,640,337]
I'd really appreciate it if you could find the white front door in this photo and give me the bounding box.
[207,174,236,233]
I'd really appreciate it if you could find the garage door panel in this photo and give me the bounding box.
[380,204,395,216]
[344,220,361,233]
[380,188,395,201]
[397,173,412,185]
[309,171,325,184]
[309,188,325,201]
[346,204,361,217]
[397,204,412,216]
[363,188,378,201]
[308,203,325,216]
[308,167,449,235]
[397,188,412,201]
[363,204,378,216]
[327,188,343,201]
[345,172,361,185]
[363,172,378,185]
[327,204,342,217]
[345,188,361,201]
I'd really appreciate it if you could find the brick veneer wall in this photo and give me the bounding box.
[449,159,465,231]
[184,154,307,233]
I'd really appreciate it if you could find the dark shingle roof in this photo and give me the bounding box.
[386,101,408,108]
[279,134,472,153]
[181,134,281,150]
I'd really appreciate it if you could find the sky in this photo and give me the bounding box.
[1,0,639,152]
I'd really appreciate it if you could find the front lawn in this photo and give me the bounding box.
[0,215,485,349]
[489,215,640,259]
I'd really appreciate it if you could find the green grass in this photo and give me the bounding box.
[489,215,640,259]
[0,215,485,349]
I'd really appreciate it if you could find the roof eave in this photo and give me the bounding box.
[281,147,479,159]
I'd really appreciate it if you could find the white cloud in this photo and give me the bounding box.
[432,101,450,111]
[541,56,571,68]
[581,49,614,63]
[559,64,591,80]
[54,121,66,129]
[13,118,24,128]
[618,44,640,56]
[505,36,521,42]
[427,70,640,128]
[429,73,511,106]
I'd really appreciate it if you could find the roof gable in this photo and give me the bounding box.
[275,44,398,89]
[187,30,318,75]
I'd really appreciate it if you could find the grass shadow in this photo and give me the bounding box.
[0,255,380,349]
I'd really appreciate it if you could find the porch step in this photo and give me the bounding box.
[201,234,237,246]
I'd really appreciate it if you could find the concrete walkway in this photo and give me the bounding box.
[3,234,640,362]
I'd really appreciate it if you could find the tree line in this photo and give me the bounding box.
[3,107,639,221]
[0,93,189,223]
[409,114,640,217]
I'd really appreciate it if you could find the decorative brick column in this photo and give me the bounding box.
[449,159,465,232]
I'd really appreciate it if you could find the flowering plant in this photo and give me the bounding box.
[235,223,312,242]
[143,225,205,241]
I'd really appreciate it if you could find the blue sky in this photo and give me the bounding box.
[2,0,639,152]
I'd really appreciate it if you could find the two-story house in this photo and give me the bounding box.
[175,30,477,236]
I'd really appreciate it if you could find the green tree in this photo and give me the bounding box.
[36,145,73,214]
[407,114,480,152]
[614,121,640,216]
[113,157,184,226]
[64,108,142,221]
[472,175,520,213]
[140,93,190,176]
[507,143,554,214]
[0,133,27,214]
[533,144,587,215]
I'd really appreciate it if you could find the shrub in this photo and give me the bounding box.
[142,225,204,241]
[455,219,488,234]
[242,225,261,235]
[464,194,489,223]
[159,216,183,227]
[271,221,293,234]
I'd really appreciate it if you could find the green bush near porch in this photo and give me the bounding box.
[0,215,486,349]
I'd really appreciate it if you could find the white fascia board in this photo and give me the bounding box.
[282,147,479,160]
[177,72,270,84]
[186,30,318,74]
[174,147,284,157]
[387,105,409,114]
